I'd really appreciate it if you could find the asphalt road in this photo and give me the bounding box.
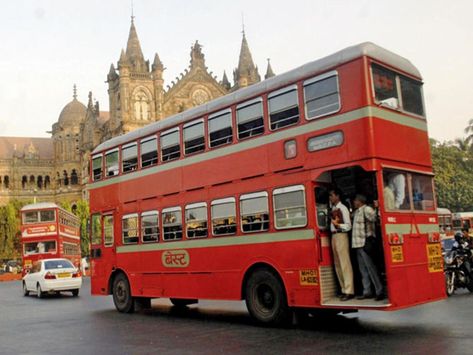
[1,278,472,355]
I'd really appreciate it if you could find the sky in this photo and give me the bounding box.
[0,0,472,141]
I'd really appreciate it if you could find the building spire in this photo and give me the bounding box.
[125,16,147,72]
[265,58,275,79]
[131,0,135,23]
[73,84,77,100]
[234,29,260,89]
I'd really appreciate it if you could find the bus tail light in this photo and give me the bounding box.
[428,232,440,243]
[44,272,56,280]
[388,233,403,245]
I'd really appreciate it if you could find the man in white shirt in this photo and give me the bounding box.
[329,188,354,301]
[388,173,406,209]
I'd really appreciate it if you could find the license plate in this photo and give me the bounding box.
[57,273,71,278]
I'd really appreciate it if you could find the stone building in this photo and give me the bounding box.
[0,18,275,206]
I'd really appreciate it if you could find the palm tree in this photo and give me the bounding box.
[465,118,473,145]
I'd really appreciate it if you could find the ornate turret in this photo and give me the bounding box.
[190,41,205,68]
[221,71,231,90]
[125,17,148,72]
[107,64,118,82]
[265,58,275,79]
[233,31,261,89]
[152,53,164,72]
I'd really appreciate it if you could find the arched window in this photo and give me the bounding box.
[133,89,151,120]
[4,176,9,189]
[56,172,61,187]
[45,176,50,189]
[63,170,69,186]
[37,176,43,189]
[29,175,35,186]
[22,176,27,189]
[71,169,78,185]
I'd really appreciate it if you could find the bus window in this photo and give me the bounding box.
[412,174,435,211]
[161,129,181,162]
[382,170,410,210]
[400,76,424,116]
[23,211,38,224]
[122,214,139,244]
[208,110,233,148]
[105,149,119,177]
[273,185,307,229]
[91,214,102,245]
[92,155,103,181]
[372,64,398,105]
[185,203,208,238]
[24,241,56,255]
[162,207,183,241]
[122,143,138,173]
[304,72,340,120]
[237,99,264,140]
[211,198,236,236]
[141,211,159,243]
[184,119,205,155]
[240,192,269,233]
[40,210,55,222]
[103,215,114,246]
[268,86,299,130]
[140,137,158,168]
[64,242,80,255]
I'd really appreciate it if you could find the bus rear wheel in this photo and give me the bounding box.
[112,273,134,313]
[170,298,198,308]
[245,268,290,326]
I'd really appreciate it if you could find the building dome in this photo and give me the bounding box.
[57,85,87,128]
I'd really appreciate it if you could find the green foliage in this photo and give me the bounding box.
[73,200,90,257]
[431,139,473,212]
[0,200,31,259]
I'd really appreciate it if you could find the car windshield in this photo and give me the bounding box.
[44,260,74,270]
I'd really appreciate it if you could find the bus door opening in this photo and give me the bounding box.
[314,166,388,306]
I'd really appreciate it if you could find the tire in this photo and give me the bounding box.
[112,273,134,313]
[72,289,79,297]
[170,298,198,308]
[37,284,44,299]
[446,271,455,296]
[245,268,290,326]
[23,282,29,297]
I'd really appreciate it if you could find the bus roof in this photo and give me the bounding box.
[93,41,421,155]
[437,208,452,215]
[21,202,59,212]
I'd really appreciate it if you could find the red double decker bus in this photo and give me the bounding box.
[88,42,445,324]
[21,203,81,275]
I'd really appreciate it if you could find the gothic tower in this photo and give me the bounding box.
[233,31,261,90]
[106,17,164,137]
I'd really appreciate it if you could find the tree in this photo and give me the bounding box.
[0,200,30,259]
[73,200,90,257]
[465,118,473,146]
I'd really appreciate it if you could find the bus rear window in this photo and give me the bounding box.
[412,173,435,211]
[268,87,299,130]
[383,170,410,210]
[24,241,56,255]
[40,210,55,222]
[23,211,38,224]
[372,64,424,116]
[92,155,103,181]
[91,214,102,245]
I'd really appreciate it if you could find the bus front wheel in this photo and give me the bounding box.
[112,273,134,313]
[245,268,290,326]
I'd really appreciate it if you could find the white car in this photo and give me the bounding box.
[22,258,82,298]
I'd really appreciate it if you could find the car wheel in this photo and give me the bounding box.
[23,282,29,297]
[37,284,44,299]
[72,289,79,297]
[112,273,134,313]
[245,268,291,326]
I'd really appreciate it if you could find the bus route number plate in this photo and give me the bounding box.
[426,244,443,273]
[299,269,318,286]
[390,246,404,263]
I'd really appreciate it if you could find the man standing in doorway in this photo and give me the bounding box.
[329,188,354,301]
[352,194,384,301]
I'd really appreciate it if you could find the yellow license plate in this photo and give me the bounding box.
[299,269,318,286]
[57,273,71,278]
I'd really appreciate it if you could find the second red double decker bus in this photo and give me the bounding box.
[21,203,81,275]
[88,42,445,324]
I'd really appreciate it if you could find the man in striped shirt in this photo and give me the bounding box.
[352,194,384,301]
